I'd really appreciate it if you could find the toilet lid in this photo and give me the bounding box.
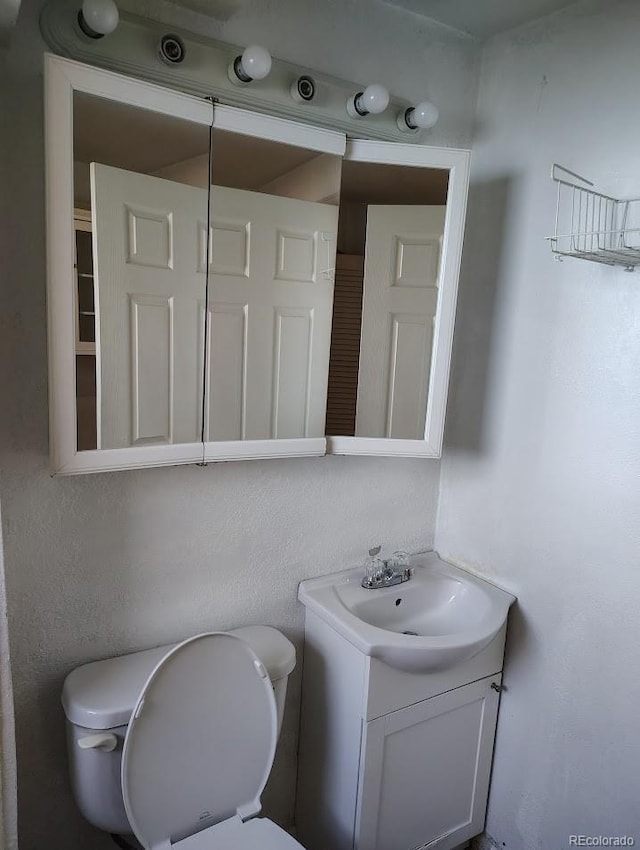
[121,632,278,850]
[172,816,305,850]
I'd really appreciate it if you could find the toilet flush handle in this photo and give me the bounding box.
[77,733,118,752]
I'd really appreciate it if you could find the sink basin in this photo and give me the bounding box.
[298,552,515,672]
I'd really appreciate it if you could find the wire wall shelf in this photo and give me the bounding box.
[548,164,640,271]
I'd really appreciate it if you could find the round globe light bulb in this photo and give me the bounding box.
[360,84,390,115]
[81,0,119,36]
[241,45,272,81]
[411,100,439,129]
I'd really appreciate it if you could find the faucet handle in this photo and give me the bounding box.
[389,550,410,569]
[364,546,384,584]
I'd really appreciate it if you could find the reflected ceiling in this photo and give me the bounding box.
[340,160,448,205]
[74,96,448,204]
[74,93,209,174]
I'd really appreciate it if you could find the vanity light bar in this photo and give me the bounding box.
[42,0,439,143]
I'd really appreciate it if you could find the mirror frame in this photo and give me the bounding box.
[327,139,470,459]
[45,54,469,474]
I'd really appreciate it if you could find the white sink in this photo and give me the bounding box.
[298,552,515,672]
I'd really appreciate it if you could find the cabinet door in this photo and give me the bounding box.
[355,675,501,850]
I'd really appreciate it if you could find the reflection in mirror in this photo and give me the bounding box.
[327,161,449,440]
[206,130,342,441]
[72,92,210,451]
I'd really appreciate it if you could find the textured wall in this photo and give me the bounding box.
[437,0,640,846]
[0,2,479,848]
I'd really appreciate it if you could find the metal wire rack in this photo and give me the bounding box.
[548,164,640,271]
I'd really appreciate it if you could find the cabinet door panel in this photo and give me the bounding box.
[355,676,501,850]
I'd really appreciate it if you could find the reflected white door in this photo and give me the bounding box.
[91,163,206,449]
[205,186,338,441]
[356,205,445,439]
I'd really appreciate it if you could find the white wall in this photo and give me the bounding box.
[437,0,640,846]
[0,2,479,847]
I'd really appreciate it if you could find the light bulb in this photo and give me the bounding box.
[347,83,390,118]
[228,44,272,84]
[241,45,272,80]
[78,0,119,39]
[359,84,389,115]
[398,100,439,132]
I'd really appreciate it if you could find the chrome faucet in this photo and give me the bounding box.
[361,547,413,589]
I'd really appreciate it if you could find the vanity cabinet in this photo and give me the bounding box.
[295,610,507,850]
[357,677,500,850]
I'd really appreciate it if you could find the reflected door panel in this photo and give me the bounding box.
[92,163,206,449]
[356,205,445,439]
[205,186,338,441]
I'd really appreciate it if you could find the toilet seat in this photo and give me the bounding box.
[121,632,301,850]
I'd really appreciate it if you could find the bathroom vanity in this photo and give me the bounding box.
[295,553,515,850]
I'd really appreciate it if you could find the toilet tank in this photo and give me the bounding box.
[61,626,296,835]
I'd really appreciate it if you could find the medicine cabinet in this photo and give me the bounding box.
[45,54,469,475]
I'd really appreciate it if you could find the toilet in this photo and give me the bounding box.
[62,626,304,849]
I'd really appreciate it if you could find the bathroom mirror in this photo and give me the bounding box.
[73,91,211,453]
[328,159,447,440]
[46,56,468,473]
[46,56,214,473]
[327,140,469,458]
[203,126,341,448]
[202,107,345,462]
